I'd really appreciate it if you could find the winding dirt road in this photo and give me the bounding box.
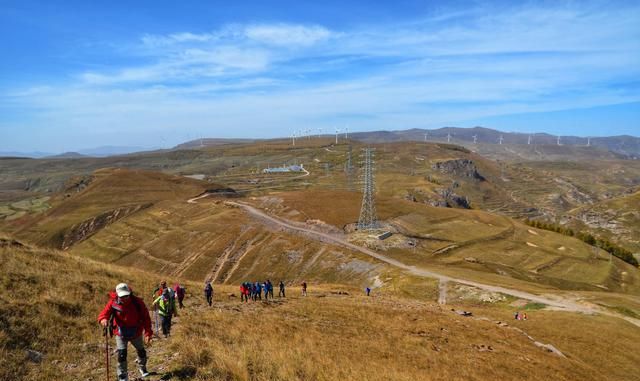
[223,200,640,327]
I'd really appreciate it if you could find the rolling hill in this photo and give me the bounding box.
[2,137,640,380]
[2,236,640,381]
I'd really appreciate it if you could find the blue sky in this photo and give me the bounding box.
[1,0,639,152]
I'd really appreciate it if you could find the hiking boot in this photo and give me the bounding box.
[139,367,150,378]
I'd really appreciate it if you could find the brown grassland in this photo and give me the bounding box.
[1,140,639,380]
[2,239,640,381]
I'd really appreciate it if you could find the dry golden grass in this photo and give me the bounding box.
[2,237,640,381]
[0,240,163,380]
[166,283,635,381]
[11,168,208,247]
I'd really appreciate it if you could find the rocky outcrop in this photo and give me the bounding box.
[204,187,240,198]
[404,187,471,209]
[61,203,152,250]
[433,188,471,209]
[64,175,94,195]
[431,159,485,181]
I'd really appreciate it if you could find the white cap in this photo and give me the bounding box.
[115,283,131,297]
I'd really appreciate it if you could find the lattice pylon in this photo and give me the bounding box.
[357,148,378,230]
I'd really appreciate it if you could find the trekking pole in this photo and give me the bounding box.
[155,307,159,337]
[103,326,109,381]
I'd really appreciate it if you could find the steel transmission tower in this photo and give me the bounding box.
[358,148,378,230]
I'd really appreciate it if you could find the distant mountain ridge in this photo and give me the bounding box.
[0,145,155,159]
[349,127,640,158]
[46,152,88,159]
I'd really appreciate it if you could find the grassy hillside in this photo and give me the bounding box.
[565,191,640,253]
[0,237,162,381]
[4,164,637,297]
[0,239,640,381]
[3,237,640,381]
[249,190,640,294]
[8,168,207,247]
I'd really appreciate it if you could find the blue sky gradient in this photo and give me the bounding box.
[1,0,638,152]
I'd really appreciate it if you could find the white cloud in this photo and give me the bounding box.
[141,32,216,47]
[244,24,332,46]
[4,2,640,150]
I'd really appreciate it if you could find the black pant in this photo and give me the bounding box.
[160,315,172,337]
[279,288,285,297]
[205,293,212,306]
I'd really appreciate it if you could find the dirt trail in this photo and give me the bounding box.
[224,200,640,328]
[438,280,447,305]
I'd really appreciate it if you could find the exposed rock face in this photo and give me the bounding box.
[435,188,471,209]
[204,187,240,197]
[61,203,152,249]
[64,175,93,194]
[431,159,485,181]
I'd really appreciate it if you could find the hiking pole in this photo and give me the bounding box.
[103,325,109,381]
[155,307,159,337]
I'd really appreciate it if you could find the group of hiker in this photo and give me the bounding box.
[239,280,285,301]
[97,280,184,381]
[514,311,528,320]
[96,278,317,380]
[97,278,303,380]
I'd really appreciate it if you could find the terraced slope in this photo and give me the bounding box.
[565,191,640,253]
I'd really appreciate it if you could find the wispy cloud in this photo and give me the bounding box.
[2,2,639,150]
[244,24,332,46]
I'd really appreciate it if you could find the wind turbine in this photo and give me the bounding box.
[557,136,561,146]
[424,132,428,142]
[587,137,591,147]
[335,127,340,144]
[447,133,451,143]
[473,135,477,144]
[292,132,296,146]
[499,135,504,145]
[527,135,532,145]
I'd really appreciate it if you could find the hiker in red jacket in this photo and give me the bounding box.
[98,283,153,381]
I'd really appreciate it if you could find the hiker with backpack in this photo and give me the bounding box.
[174,283,186,309]
[267,280,274,299]
[239,283,246,302]
[301,281,307,296]
[151,280,169,336]
[254,281,262,301]
[152,280,168,299]
[262,281,269,301]
[204,281,213,306]
[153,288,178,338]
[279,281,285,297]
[98,283,152,381]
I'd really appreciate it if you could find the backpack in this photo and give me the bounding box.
[110,291,143,339]
[176,285,185,298]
